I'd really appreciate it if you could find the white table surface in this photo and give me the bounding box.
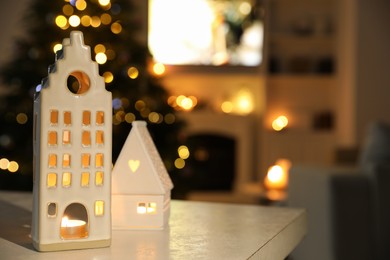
[0,191,306,260]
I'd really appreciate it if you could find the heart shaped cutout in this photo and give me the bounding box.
[128,160,140,173]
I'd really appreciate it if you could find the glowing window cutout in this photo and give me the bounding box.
[48,154,57,168]
[47,203,57,217]
[82,110,91,125]
[96,130,104,145]
[95,153,103,167]
[81,172,90,187]
[95,171,104,186]
[63,130,71,145]
[48,131,57,146]
[62,172,72,187]
[95,200,104,216]
[137,202,157,214]
[82,131,91,147]
[62,153,71,168]
[47,173,57,188]
[64,111,72,125]
[96,111,104,125]
[50,110,58,125]
[81,153,90,168]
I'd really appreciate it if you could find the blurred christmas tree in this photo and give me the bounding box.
[0,0,185,191]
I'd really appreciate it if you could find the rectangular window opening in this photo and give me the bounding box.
[62,172,72,187]
[95,153,104,168]
[81,172,90,187]
[137,202,157,214]
[48,154,57,168]
[95,200,104,216]
[82,131,91,147]
[81,153,90,168]
[62,153,71,168]
[47,203,57,217]
[82,110,91,126]
[47,173,57,188]
[48,131,57,146]
[96,131,104,145]
[50,110,58,125]
[63,130,71,145]
[96,111,104,125]
[95,171,104,186]
[64,111,72,125]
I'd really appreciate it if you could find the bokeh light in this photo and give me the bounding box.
[127,67,139,79]
[62,4,74,16]
[55,15,67,28]
[81,15,91,27]
[103,71,114,83]
[95,52,107,64]
[221,101,233,113]
[178,145,190,159]
[174,158,185,169]
[94,44,106,54]
[53,43,62,54]
[111,22,122,34]
[272,115,289,131]
[98,0,110,7]
[75,0,87,11]
[69,15,81,27]
[101,13,112,25]
[91,16,101,27]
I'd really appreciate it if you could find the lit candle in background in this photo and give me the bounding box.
[264,159,291,191]
[60,216,88,239]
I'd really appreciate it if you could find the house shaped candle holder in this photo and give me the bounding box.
[32,31,112,251]
[112,121,173,230]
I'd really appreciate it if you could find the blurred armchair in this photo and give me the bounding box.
[287,122,390,260]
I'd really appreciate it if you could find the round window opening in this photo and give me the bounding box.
[67,71,90,94]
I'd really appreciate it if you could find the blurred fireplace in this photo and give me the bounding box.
[182,133,236,191]
[177,111,256,201]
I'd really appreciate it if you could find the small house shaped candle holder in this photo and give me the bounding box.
[112,121,173,230]
[32,31,112,251]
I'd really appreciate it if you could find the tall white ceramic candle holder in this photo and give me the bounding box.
[32,31,112,251]
[112,121,173,230]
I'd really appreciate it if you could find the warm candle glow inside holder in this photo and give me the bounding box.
[60,216,88,239]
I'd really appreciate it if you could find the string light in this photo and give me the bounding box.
[62,4,74,16]
[16,113,28,124]
[152,62,165,76]
[221,101,233,113]
[95,53,107,64]
[134,100,146,111]
[0,158,19,173]
[53,43,62,54]
[124,113,135,123]
[272,115,289,131]
[100,13,112,25]
[178,145,190,159]
[0,158,9,170]
[75,0,87,11]
[55,15,67,28]
[8,161,19,173]
[174,158,185,169]
[102,71,113,83]
[81,15,91,27]
[98,0,110,7]
[111,22,122,34]
[91,16,101,27]
[94,44,106,54]
[164,113,175,124]
[69,15,81,27]
[127,67,139,79]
